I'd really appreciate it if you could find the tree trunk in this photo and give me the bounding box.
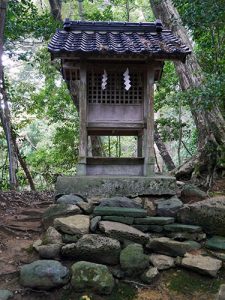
[154,124,176,171]
[49,0,62,22]
[78,0,84,20]
[0,0,18,189]
[150,0,225,150]
[11,130,36,191]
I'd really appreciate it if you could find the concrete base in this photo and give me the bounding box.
[55,175,177,199]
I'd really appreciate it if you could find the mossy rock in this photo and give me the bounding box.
[120,244,149,276]
[71,261,114,295]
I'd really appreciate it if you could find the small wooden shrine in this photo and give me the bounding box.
[48,20,190,177]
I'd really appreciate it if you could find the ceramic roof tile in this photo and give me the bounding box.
[48,20,191,61]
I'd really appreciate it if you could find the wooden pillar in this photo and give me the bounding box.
[77,63,87,175]
[144,67,155,176]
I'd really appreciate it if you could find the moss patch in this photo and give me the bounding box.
[108,282,137,300]
[25,244,34,254]
[167,268,225,295]
[59,283,137,300]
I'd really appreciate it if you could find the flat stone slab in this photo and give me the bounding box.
[134,217,174,225]
[164,224,202,233]
[42,204,81,229]
[55,175,177,198]
[99,221,149,244]
[94,207,147,218]
[102,216,134,225]
[146,237,201,257]
[54,215,90,235]
[205,236,225,251]
[181,254,222,277]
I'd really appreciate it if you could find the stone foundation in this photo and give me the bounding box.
[55,175,177,198]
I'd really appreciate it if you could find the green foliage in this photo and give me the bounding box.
[173,0,225,74]
[6,0,59,42]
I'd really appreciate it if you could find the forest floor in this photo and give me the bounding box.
[0,181,225,300]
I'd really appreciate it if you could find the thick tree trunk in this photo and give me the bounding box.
[49,0,62,22]
[150,0,225,182]
[0,0,18,189]
[154,124,176,171]
[150,0,225,150]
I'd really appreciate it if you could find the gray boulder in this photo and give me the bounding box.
[146,237,201,257]
[99,221,149,244]
[141,267,159,284]
[37,244,62,259]
[180,253,222,277]
[120,244,149,276]
[180,184,207,203]
[42,226,62,245]
[177,196,225,236]
[20,260,70,290]
[56,194,85,205]
[0,290,13,300]
[99,196,142,209]
[149,254,175,270]
[155,196,183,217]
[61,234,121,265]
[71,261,114,295]
[42,204,81,229]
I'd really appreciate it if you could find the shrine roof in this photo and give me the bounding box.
[48,20,191,61]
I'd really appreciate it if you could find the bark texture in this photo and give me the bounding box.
[0,0,18,189]
[154,124,175,171]
[49,0,62,22]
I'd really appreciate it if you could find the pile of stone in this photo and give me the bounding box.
[17,194,225,297]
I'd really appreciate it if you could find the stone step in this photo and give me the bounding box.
[146,237,201,257]
[134,217,174,225]
[93,207,147,218]
[102,216,134,225]
[205,236,225,251]
[98,221,149,244]
[164,223,202,233]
